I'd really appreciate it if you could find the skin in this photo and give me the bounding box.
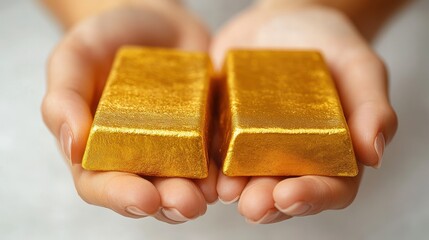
[41,2,218,224]
[211,3,398,223]
[41,0,401,224]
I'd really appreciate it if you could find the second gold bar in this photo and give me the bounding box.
[219,50,358,177]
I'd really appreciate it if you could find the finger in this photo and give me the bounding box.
[209,14,256,71]
[42,40,96,165]
[217,172,249,204]
[273,166,363,217]
[209,32,231,71]
[71,165,161,218]
[152,178,207,223]
[238,177,282,224]
[42,9,181,165]
[328,49,398,168]
[194,160,219,204]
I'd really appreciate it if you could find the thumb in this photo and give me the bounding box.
[42,38,96,165]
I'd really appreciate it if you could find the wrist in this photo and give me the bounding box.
[254,0,407,41]
[42,0,183,30]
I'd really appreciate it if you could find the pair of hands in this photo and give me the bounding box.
[42,2,397,224]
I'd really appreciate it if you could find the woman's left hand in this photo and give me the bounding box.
[211,3,397,224]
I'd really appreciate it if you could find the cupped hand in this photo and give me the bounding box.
[211,4,397,223]
[42,4,218,224]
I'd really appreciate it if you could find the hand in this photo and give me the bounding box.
[211,4,397,223]
[42,4,218,224]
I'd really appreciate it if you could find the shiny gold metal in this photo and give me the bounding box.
[219,50,358,177]
[82,47,212,178]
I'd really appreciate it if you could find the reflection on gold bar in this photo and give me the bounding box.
[219,50,358,177]
[82,47,212,179]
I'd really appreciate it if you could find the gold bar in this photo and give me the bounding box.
[82,47,212,179]
[219,50,358,177]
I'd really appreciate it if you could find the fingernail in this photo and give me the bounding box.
[374,132,385,169]
[59,123,73,165]
[125,206,148,217]
[246,209,280,224]
[161,208,190,222]
[276,202,311,216]
[218,196,239,205]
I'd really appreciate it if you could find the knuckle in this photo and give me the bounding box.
[337,183,358,209]
[370,53,386,70]
[78,173,122,209]
[347,52,385,72]
[341,50,387,80]
[387,105,398,124]
[390,108,399,131]
[41,93,55,127]
[383,105,399,140]
[75,188,92,205]
[74,173,108,207]
[74,179,93,205]
[46,46,59,70]
[307,176,357,212]
[384,105,398,125]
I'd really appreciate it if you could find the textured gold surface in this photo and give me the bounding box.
[219,50,358,177]
[82,47,212,178]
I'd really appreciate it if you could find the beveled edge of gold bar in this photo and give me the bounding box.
[221,129,359,177]
[219,49,358,177]
[82,46,212,179]
[83,127,209,178]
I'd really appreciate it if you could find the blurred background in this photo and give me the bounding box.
[0,0,428,239]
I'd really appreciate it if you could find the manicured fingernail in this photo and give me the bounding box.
[161,208,190,222]
[374,132,385,169]
[59,123,73,165]
[246,209,280,224]
[276,202,311,216]
[218,196,239,205]
[125,206,148,217]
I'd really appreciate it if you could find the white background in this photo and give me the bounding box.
[0,0,428,239]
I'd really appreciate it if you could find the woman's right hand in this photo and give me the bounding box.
[41,2,218,224]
